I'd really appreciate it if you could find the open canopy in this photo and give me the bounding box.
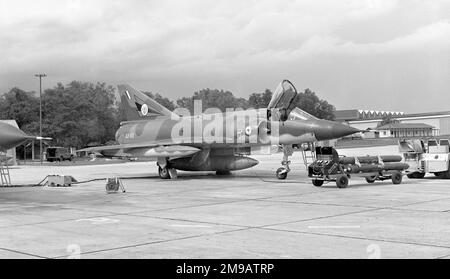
[267,80,298,121]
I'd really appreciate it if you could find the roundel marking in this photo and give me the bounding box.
[245,126,252,136]
[141,104,149,116]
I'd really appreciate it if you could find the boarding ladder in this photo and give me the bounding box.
[300,142,316,169]
[0,160,11,186]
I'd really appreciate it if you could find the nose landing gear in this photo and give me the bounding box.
[276,144,294,179]
[276,161,290,179]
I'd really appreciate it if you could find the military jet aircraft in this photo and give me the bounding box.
[80,80,359,179]
[0,121,50,152]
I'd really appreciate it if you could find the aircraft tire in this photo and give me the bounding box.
[336,175,348,188]
[391,171,403,184]
[312,179,324,187]
[365,176,376,183]
[158,166,171,179]
[276,168,288,180]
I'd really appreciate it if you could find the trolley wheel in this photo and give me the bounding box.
[391,171,403,184]
[437,166,450,179]
[365,176,376,183]
[407,172,425,179]
[276,168,288,180]
[158,166,171,179]
[336,175,349,188]
[312,179,324,187]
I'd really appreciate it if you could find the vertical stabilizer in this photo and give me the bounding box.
[118,84,176,121]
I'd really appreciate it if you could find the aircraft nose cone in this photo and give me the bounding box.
[315,121,360,141]
[0,123,28,150]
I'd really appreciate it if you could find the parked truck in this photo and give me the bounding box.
[46,147,74,162]
[399,138,450,179]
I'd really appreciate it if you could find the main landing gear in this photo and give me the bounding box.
[276,145,294,180]
[157,158,177,179]
[158,165,177,179]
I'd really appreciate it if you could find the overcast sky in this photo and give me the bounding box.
[0,0,449,113]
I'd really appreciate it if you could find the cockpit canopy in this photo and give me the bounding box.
[268,80,298,121]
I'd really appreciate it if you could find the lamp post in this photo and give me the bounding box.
[35,74,46,164]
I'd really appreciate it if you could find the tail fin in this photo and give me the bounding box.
[118,84,176,121]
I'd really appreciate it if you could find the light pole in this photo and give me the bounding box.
[35,74,46,164]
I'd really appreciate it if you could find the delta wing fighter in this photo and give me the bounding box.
[80,80,359,179]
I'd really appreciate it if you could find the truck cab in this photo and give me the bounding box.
[399,139,450,179]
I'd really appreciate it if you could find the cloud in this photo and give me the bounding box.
[0,0,449,112]
[292,20,450,57]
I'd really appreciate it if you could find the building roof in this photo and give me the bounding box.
[334,109,405,121]
[377,123,434,130]
[0,120,19,128]
[334,109,450,122]
[397,111,450,119]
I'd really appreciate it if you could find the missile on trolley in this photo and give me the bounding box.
[339,155,403,165]
[345,162,409,173]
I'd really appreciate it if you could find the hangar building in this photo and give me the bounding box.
[334,110,450,138]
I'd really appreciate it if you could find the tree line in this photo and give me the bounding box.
[0,81,335,149]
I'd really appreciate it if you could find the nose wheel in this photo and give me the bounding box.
[276,144,294,179]
[276,163,290,180]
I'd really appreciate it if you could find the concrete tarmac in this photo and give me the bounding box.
[0,152,449,259]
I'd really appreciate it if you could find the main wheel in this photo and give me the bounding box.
[216,170,231,176]
[158,166,171,179]
[391,171,403,184]
[276,168,288,180]
[312,179,324,187]
[365,176,376,183]
[336,175,349,188]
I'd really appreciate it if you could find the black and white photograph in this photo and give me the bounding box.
[0,0,449,264]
